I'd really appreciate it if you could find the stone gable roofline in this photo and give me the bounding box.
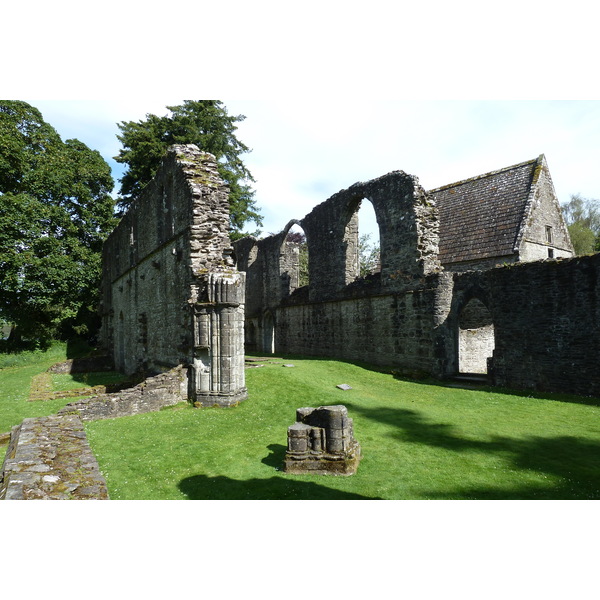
[429,154,544,194]
[431,155,546,265]
[113,145,223,223]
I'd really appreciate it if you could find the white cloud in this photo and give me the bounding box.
[229,99,600,237]
[20,99,600,240]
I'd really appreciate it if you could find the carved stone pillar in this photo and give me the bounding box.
[192,271,247,406]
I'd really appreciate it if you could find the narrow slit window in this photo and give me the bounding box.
[545,225,553,244]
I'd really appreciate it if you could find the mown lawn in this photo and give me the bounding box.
[2,349,600,499]
[82,356,600,500]
[0,342,126,464]
[0,344,75,435]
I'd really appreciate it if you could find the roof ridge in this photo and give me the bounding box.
[429,156,542,193]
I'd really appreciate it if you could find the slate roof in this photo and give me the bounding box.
[430,156,542,265]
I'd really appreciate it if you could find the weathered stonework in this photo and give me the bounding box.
[284,405,361,475]
[0,415,109,500]
[100,144,246,406]
[232,156,600,398]
[1,365,191,500]
[57,366,187,421]
[444,254,600,395]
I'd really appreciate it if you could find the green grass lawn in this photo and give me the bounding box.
[83,357,600,500]
[0,342,127,464]
[2,350,600,499]
[0,344,74,432]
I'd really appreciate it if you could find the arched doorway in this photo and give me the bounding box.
[458,298,495,374]
[246,320,258,352]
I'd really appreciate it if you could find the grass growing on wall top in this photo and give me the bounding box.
[83,356,600,500]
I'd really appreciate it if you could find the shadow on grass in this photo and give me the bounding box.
[178,473,377,500]
[178,443,379,500]
[345,402,600,500]
[262,443,287,470]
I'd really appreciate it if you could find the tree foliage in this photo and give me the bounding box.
[561,193,600,255]
[284,229,380,285]
[114,100,262,236]
[0,101,116,348]
[358,233,380,277]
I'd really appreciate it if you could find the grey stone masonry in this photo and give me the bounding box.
[230,156,600,398]
[57,366,187,421]
[0,415,109,500]
[284,405,361,475]
[100,144,247,406]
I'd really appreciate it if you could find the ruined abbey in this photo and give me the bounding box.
[100,145,247,406]
[5,144,600,499]
[100,146,600,399]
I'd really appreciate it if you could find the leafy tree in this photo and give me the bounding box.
[561,194,600,255]
[358,233,380,277]
[0,101,116,348]
[114,100,262,236]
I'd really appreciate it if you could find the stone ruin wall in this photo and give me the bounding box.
[235,171,448,376]
[101,145,246,405]
[234,169,600,398]
[447,254,600,396]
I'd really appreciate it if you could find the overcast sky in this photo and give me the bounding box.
[24,99,600,240]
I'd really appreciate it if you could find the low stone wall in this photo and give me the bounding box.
[0,415,109,500]
[47,356,114,374]
[57,366,188,422]
[449,254,600,395]
[1,366,189,500]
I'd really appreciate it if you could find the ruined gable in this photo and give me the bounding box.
[516,155,574,261]
[100,144,247,406]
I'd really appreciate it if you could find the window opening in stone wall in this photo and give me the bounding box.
[356,199,381,278]
[548,248,554,258]
[458,298,495,375]
[263,312,275,354]
[546,225,553,244]
[117,311,125,368]
[282,223,309,293]
[342,198,381,284]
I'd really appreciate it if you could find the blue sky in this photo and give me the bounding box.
[25,99,600,241]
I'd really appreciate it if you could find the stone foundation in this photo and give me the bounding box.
[284,405,361,475]
[0,415,109,500]
[57,366,187,421]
